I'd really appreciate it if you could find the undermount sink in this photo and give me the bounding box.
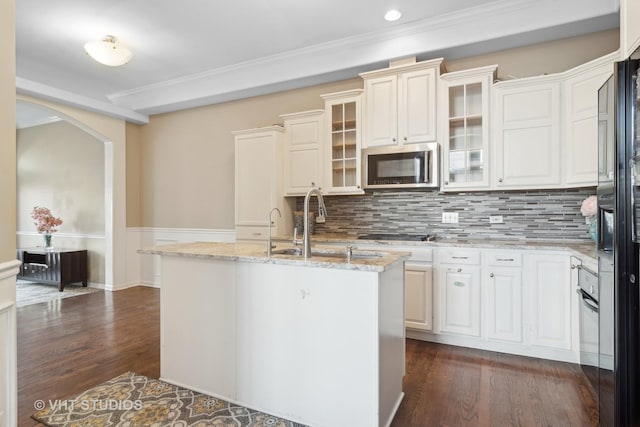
[269,247,303,256]
[268,247,383,261]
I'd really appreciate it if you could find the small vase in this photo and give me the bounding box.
[43,232,53,250]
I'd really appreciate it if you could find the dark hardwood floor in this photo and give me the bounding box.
[17,286,597,426]
[17,286,160,427]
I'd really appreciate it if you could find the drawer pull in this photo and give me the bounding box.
[452,256,468,259]
[453,281,465,287]
[448,268,462,273]
[496,258,514,262]
[252,232,262,236]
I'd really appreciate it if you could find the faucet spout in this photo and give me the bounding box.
[267,207,282,257]
[303,187,327,259]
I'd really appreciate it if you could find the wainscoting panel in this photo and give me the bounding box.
[0,259,21,427]
[126,228,236,288]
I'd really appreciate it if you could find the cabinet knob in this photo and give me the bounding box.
[490,273,495,278]
[311,182,315,187]
[498,178,503,183]
[444,181,449,185]
[392,138,396,142]
[403,137,407,141]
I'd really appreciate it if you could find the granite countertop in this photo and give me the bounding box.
[274,232,598,264]
[139,241,410,273]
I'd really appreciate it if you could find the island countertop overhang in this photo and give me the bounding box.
[139,241,410,272]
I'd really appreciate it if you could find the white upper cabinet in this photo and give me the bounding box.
[321,89,365,195]
[361,58,443,148]
[493,76,562,189]
[440,65,497,190]
[563,54,616,187]
[281,110,325,196]
[599,74,616,183]
[234,126,293,241]
[621,0,640,58]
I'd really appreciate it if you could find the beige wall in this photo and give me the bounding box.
[17,121,105,234]
[126,122,142,227]
[16,121,106,284]
[138,78,360,229]
[0,0,15,262]
[17,95,129,289]
[134,29,619,230]
[446,29,619,79]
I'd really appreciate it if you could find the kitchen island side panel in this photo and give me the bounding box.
[160,256,237,400]
[378,262,405,427]
[235,262,381,427]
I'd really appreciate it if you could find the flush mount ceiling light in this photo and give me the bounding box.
[84,35,133,67]
[384,9,402,22]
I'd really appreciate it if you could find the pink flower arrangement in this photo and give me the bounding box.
[580,195,597,218]
[31,206,63,234]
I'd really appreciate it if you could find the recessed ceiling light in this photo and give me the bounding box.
[384,10,402,22]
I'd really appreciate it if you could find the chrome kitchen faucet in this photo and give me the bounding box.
[302,187,327,259]
[267,207,281,257]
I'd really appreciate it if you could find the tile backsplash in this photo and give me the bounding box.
[296,187,596,242]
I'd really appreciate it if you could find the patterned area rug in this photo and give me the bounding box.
[32,372,308,427]
[16,280,100,308]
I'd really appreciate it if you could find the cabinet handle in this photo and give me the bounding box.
[498,178,503,183]
[496,258,514,262]
[448,267,462,273]
[453,281,465,287]
[252,232,262,236]
[489,273,495,278]
[452,256,468,259]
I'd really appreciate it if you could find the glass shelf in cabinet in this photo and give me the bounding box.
[466,115,482,125]
[448,116,466,124]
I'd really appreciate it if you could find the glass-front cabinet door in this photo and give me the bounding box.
[441,65,496,190]
[321,89,364,194]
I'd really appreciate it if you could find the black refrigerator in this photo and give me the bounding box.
[597,51,640,427]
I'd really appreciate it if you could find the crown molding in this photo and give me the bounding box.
[104,0,618,116]
[16,77,149,124]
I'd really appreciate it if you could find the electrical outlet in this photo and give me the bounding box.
[442,212,459,224]
[489,215,504,224]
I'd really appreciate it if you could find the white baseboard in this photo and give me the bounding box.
[406,329,579,364]
[126,227,236,288]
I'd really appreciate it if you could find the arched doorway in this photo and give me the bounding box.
[16,99,117,289]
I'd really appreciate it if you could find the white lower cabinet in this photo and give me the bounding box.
[405,262,433,331]
[435,249,481,337]
[426,247,575,363]
[483,252,523,343]
[524,252,572,351]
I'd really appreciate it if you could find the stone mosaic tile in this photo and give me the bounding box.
[297,188,596,242]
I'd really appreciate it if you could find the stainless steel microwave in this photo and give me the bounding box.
[362,143,439,189]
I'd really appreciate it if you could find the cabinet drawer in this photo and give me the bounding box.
[486,252,522,267]
[236,226,269,241]
[409,248,433,263]
[437,249,480,265]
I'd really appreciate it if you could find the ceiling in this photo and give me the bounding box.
[16,0,620,124]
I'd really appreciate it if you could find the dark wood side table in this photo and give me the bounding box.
[17,248,88,291]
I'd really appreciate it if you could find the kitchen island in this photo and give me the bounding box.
[139,241,410,427]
